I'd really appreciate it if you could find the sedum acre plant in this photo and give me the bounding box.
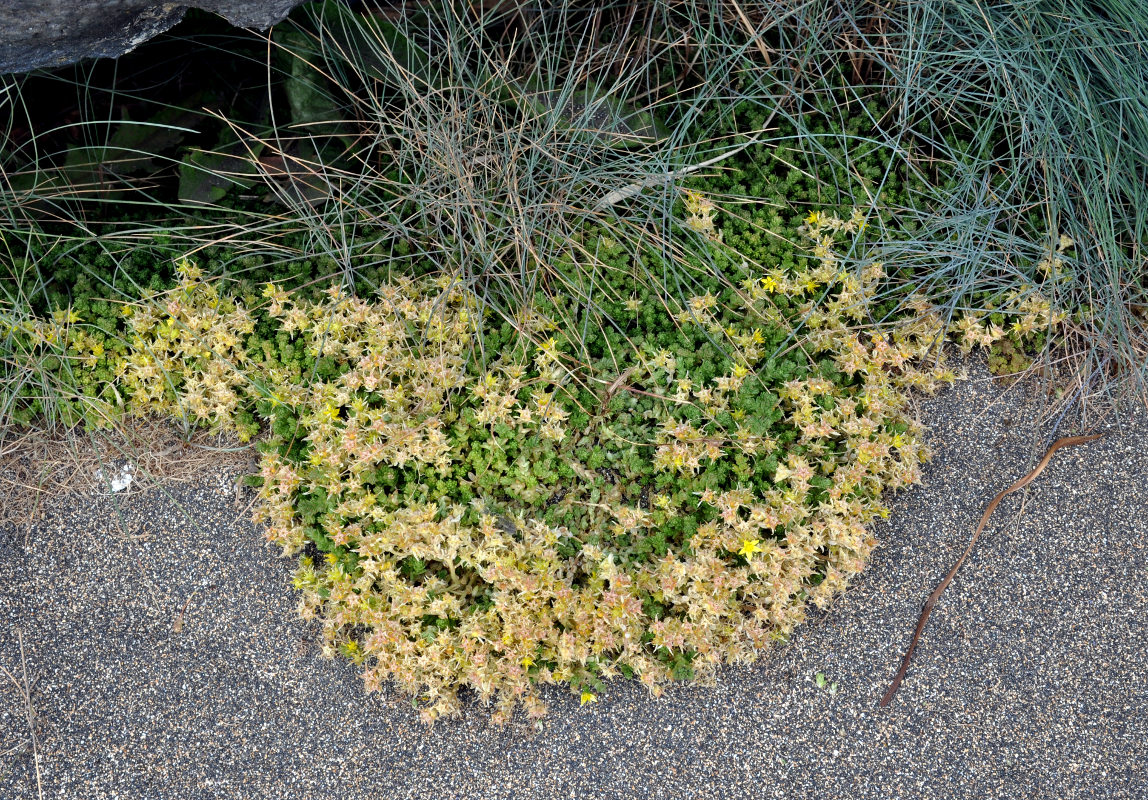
[103,209,967,723]
[8,203,1058,724]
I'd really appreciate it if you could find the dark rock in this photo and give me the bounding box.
[0,1,308,75]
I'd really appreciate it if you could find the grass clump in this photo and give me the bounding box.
[714,0,1148,407]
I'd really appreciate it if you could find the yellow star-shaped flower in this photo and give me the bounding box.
[739,539,763,559]
[580,691,597,707]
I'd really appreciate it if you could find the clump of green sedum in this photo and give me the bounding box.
[4,201,1061,724]
[102,210,953,723]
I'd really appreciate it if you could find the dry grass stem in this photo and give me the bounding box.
[2,629,44,800]
[0,417,256,527]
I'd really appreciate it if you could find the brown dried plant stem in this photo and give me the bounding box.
[2,628,44,800]
[880,433,1104,707]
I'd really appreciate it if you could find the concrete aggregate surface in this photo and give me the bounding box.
[2,361,1146,799]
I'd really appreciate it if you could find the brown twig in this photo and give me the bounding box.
[727,0,773,67]
[596,365,638,417]
[172,584,219,634]
[2,628,44,800]
[880,433,1104,706]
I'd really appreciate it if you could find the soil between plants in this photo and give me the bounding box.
[1,358,1145,799]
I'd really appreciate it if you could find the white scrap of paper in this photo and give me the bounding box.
[94,462,135,492]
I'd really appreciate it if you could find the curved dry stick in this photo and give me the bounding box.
[880,433,1104,707]
[172,583,219,634]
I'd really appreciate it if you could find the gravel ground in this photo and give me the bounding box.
[2,360,1146,800]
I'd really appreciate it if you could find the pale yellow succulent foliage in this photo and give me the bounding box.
[252,214,958,724]
[681,188,723,242]
[118,258,258,434]
[109,211,1072,725]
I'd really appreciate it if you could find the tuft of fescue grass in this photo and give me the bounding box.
[896,0,1148,414]
[711,0,1148,414]
[230,0,777,361]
